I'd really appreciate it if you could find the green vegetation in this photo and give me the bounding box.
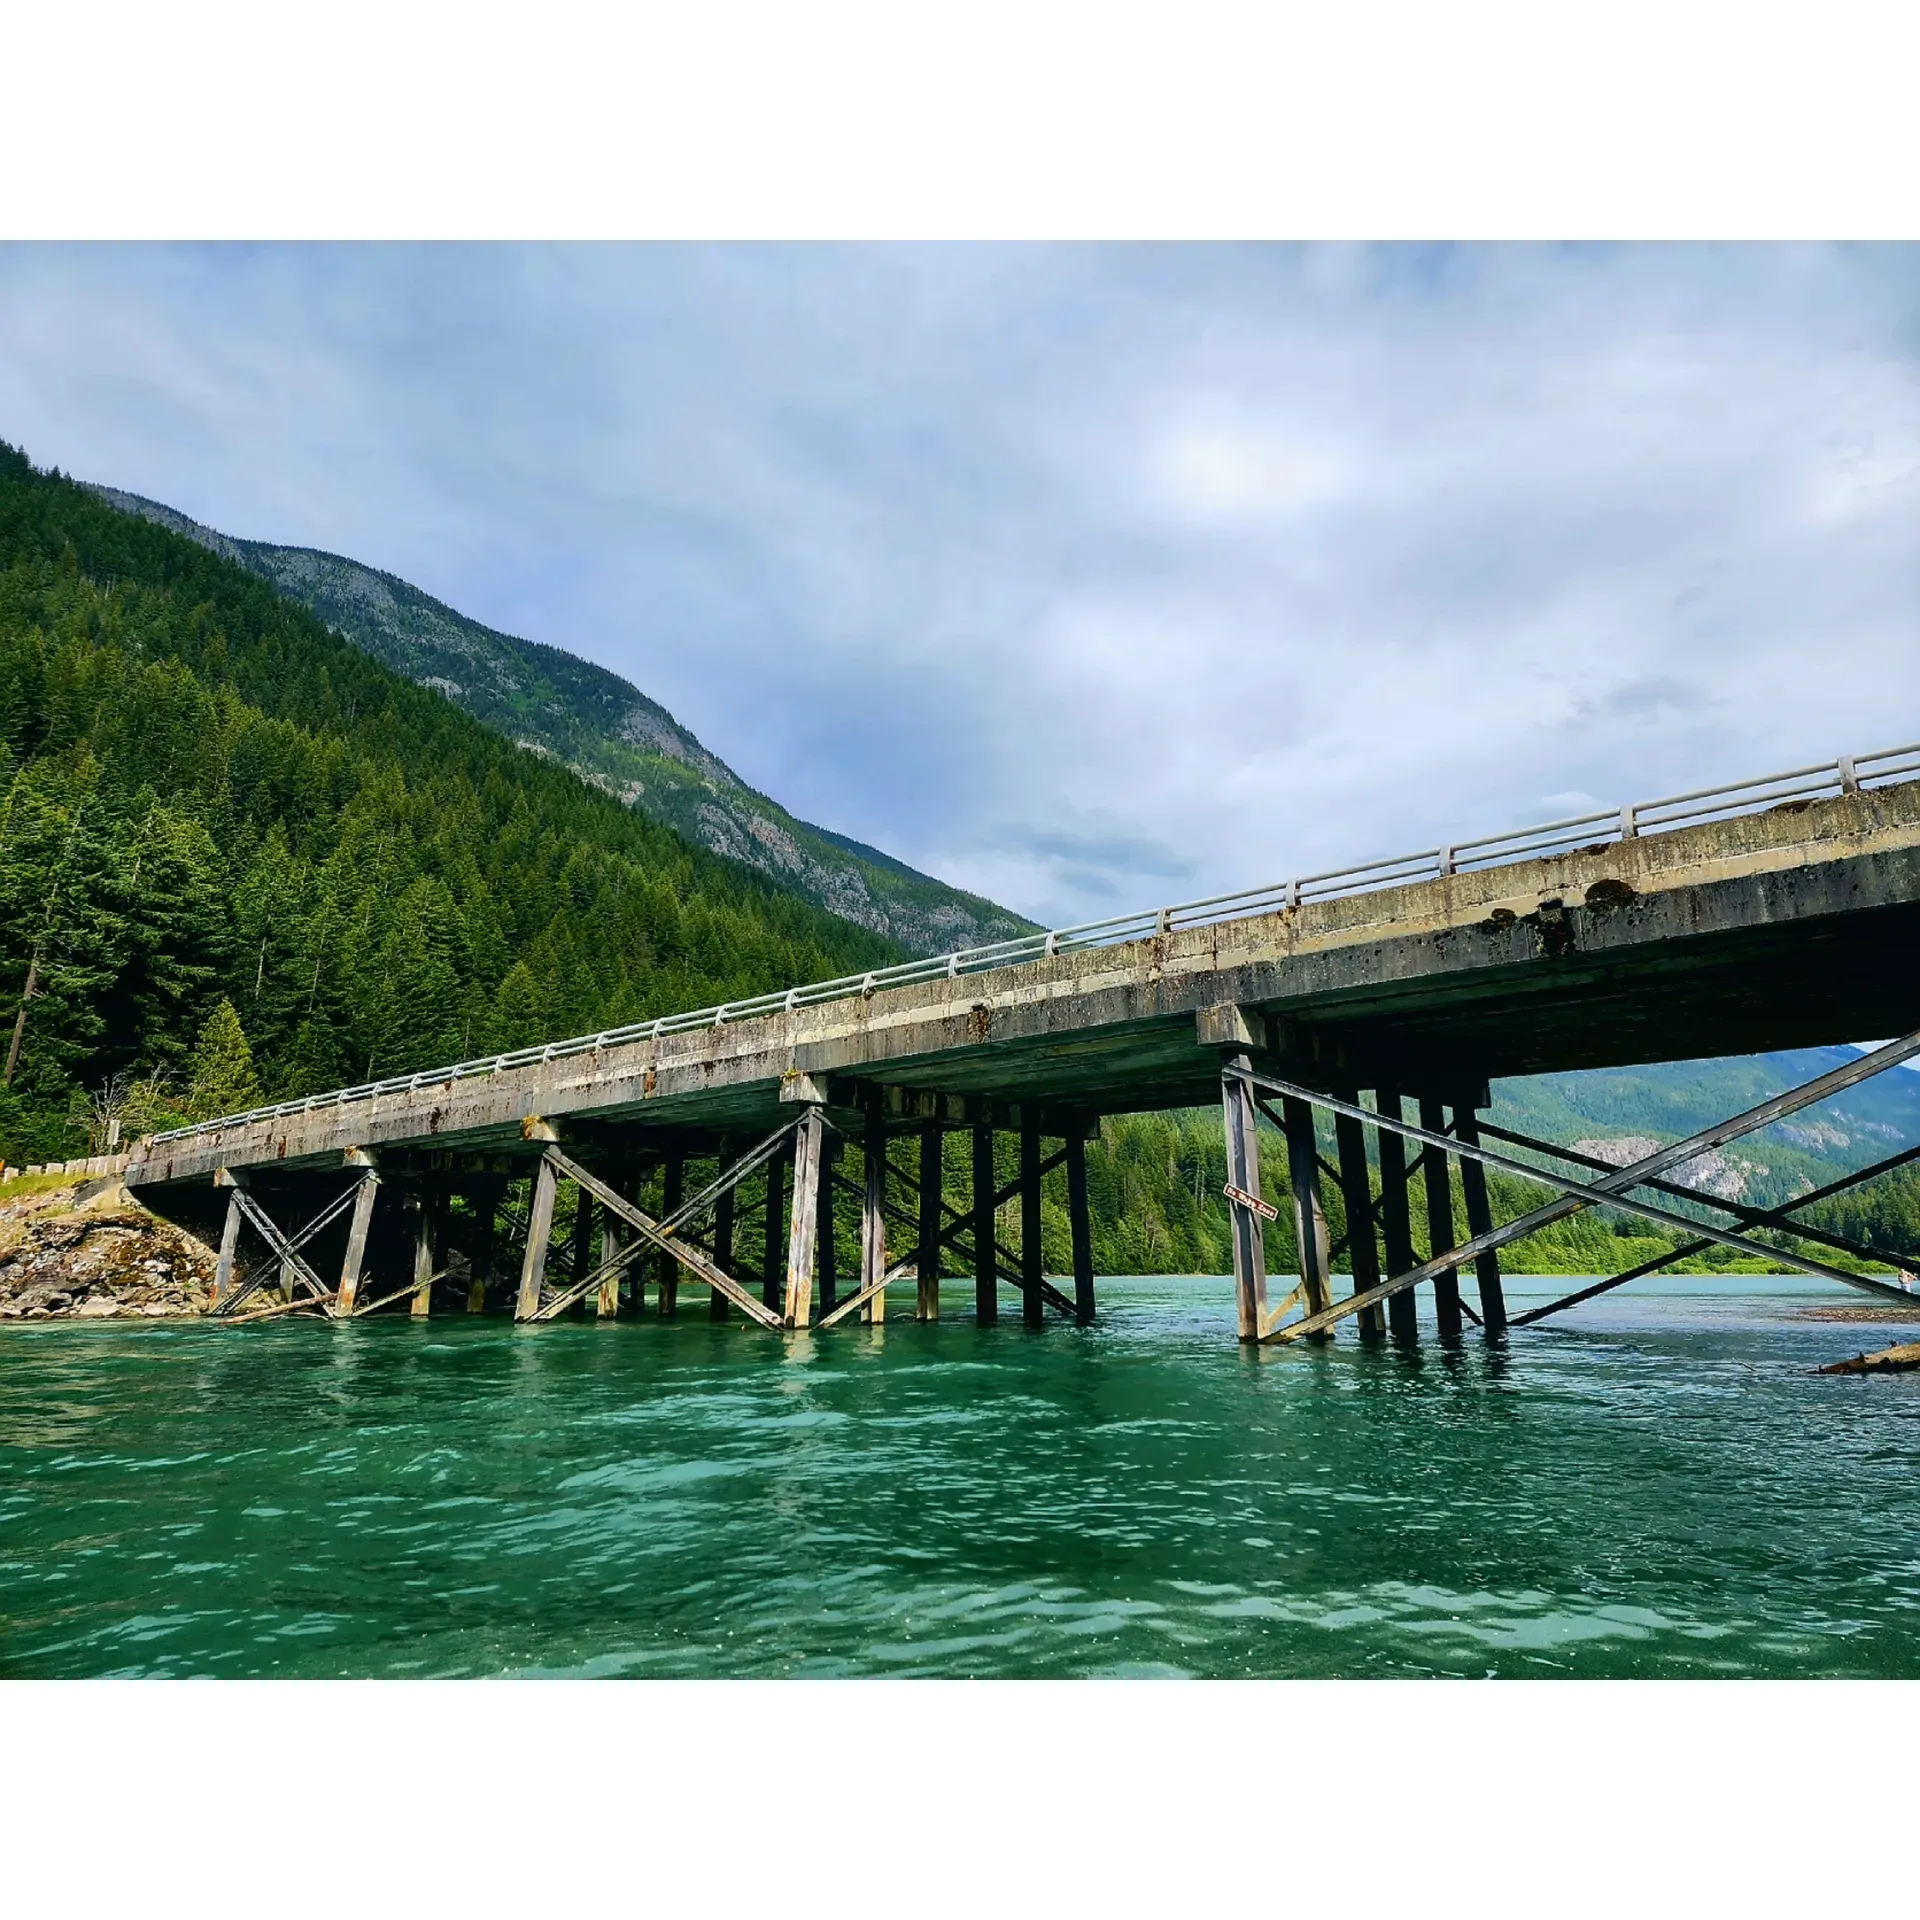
[89,485,1036,957]
[0,442,898,1166]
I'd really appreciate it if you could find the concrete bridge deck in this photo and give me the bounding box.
[128,776,1920,1194]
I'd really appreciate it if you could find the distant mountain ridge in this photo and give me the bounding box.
[85,485,1035,958]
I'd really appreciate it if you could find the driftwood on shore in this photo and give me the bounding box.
[1819,1341,1920,1375]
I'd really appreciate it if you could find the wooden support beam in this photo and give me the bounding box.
[210,1183,243,1308]
[598,1183,625,1322]
[973,1123,997,1327]
[711,1141,735,1324]
[1066,1127,1095,1325]
[916,1118,942,1322]
[1282,1095,1334,1330]
[816,1133,840,1314]
[516,1157,559,1321]
[1418,1097,1462,1340]
[338,1171,379,1315]
[861,1107,888,1324]
[1020,1107,1044,1330]
[783,1107,825,1327]
[658,1155,683,1318]
[468,1178,499,1314]
[1332,1097,1384,1339]
[762,1142,787,1314]
[1219,1054,1268,1343]
[1451,1106,1506,1335]
[412,1186,441,1319]
[1376,1093,1420,1346]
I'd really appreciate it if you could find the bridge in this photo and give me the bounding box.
[125,743,1920,1343]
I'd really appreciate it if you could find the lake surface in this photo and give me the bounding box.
[3,1275,1918,1678]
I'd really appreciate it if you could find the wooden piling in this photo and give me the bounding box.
[598,1181,624,1322]
[565,1189,596,1319]
[861,1109,888,1324]
[411,1185,441,1319]
[711,1142,735,1323]
[468,1179,498,1313]
[515,1157,559,1321]
[1066,1125,1095,1324]
[1418,1096,1463,1340]
[817,1132,840,1314]
[1220,1057,1269,1342]
[1282,1095,1334,1327]
[916,1119,942,1321]
[783,1107,825,1327]
[211,1184,243,1308]
[657,1154,683,1318]
[1452,1104,1507,1334]
[1333,1097,1384,1339]
[761,1144,787,1314]
[973,1123,997,1326]
[1020,1108,1044,1329]
[1376,1093,1419,1345]
[337,1171,377,1315]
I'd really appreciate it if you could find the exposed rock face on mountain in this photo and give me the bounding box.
[1571,1136,1755,1201]
[86,486,1035,959]
[0,1179,213,1319]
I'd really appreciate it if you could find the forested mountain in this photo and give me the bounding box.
[85,487,1034,957]
[0,442,898,1163]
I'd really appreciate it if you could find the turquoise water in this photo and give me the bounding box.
[3,1275,1918,1678]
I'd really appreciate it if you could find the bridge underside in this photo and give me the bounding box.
[123,783,1920,1346]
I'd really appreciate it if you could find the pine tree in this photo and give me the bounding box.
[185,998,262,1122]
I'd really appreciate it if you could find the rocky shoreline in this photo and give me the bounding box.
[0,1178,214,1320]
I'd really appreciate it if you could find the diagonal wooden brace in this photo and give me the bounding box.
[540,1147,782,1328]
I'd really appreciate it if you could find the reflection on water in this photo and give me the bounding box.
[2,1275,1917,1678]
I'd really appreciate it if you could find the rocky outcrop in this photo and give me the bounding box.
[0,1180,213,1320]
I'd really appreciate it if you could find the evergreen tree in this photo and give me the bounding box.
[184,999,262,1122]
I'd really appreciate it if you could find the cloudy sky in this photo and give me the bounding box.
[1,244,1915,925]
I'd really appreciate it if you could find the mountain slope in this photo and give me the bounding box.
[85,487,1034,957]
[1,442,899,1164]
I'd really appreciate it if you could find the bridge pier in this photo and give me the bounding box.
[973,1123,997,1326]
[861,1108,888,1324]
[917,1119,942,1321]
[1066,1125,1095,1324]
[1452,1105,1506,1334]
[1417,1099,1463,1339]
[657,1154,683,1317]
[711,1141,735,1323]
[782,1106,825,1327]
[1332,1096,1384,1339]
[338,1164,379,1315]
[1220,1054,1269,1341]
[410,1184,440,1319]
[761,1142,787,1316]
[1281,1095,1335,1333]
[816,1130,840,1316]
[515,1156,559,1321]
[1376,1094,1420,1345]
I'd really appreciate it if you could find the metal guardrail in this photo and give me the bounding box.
[144,741,1920,1148]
